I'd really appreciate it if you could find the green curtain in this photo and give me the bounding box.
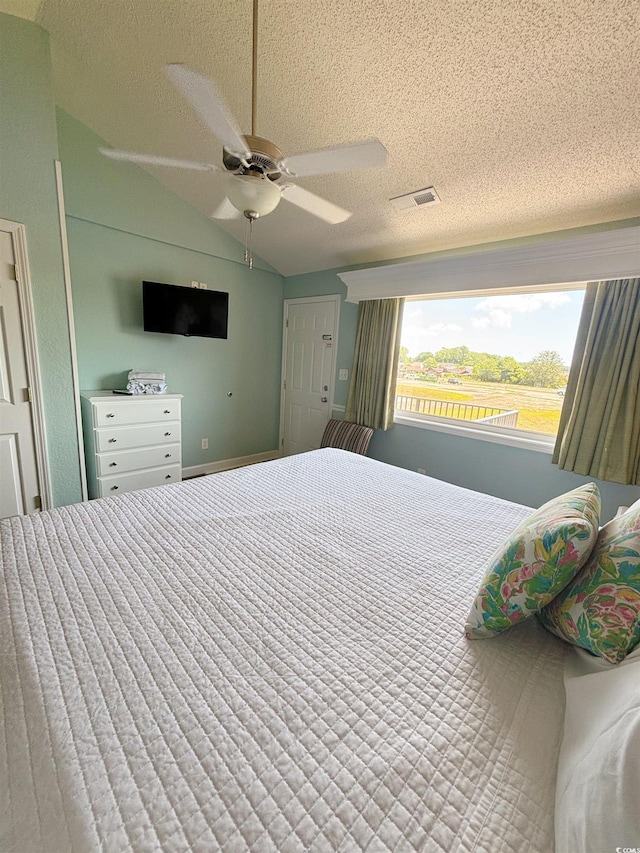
[553,278,640,484]
[345,298,404,430]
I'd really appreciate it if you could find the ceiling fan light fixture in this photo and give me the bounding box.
[226,173,282,217]
[99,0,386,272]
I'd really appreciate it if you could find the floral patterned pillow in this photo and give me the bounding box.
[538,498,640,664]
[465,483,601,639]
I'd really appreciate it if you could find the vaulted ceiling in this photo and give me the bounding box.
[7,0,640,275]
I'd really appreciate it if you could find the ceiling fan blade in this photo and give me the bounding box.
[280,138,388,178]
[280,184,352,224]
[164,63,250,159]
[210,197,243,220]
[100,148,218,171]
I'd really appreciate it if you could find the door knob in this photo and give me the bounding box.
[321,397,328,403]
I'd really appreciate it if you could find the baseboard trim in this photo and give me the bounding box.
[182,449,280,479]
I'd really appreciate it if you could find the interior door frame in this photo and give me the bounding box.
[55,160,88,501]
[279,294,341,456]
[0,218,52,510]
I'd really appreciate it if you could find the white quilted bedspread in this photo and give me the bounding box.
[1,449,568,852]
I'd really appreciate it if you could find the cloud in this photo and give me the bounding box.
[476,293,571,315]
[472,310,512,328]
[401,321,464,356]
[472,292,571,329]
[471,316,491,329]
[427,322,463,333]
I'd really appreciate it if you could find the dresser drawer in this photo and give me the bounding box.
[97,464,182,497]
[95,422,181,452]
[93,399,181,428]
[96,443,181,477]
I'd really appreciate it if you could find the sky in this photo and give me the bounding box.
[401,289,586,365]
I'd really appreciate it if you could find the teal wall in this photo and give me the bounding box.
[284,254,640,522]
[57,111,284,468]
[0,14,82,506]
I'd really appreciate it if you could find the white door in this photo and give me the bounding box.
[281,296,339,456]
[0,229,42,517]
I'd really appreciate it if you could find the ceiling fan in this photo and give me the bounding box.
[100,0,388,266]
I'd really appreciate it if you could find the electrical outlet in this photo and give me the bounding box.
[191,280,199,288]
[339,369,349,381]
[201,438,208,450]
[199,282,207,289]
[417,468,426,475]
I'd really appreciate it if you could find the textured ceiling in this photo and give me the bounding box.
[20,0,640,274]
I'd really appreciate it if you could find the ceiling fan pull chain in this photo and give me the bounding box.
[244,215,254,269]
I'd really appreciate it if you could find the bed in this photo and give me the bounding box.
[1,449,572,851]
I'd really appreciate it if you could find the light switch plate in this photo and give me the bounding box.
[339,369,349,381]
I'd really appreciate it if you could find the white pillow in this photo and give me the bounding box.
[555,645,640,852]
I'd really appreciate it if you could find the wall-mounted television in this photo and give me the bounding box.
[142,281,229,339]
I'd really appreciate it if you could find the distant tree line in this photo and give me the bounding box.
[399,344,568,388]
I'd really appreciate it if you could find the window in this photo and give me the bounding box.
[395,285,586,449]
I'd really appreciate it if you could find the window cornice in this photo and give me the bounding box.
[338,225,640,303]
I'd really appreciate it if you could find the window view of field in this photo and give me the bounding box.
[396,289,586,435]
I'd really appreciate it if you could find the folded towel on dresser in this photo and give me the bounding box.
[128,370,166,381]
[127,380,168,395]
[127,369,167,394]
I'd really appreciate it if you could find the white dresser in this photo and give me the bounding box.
[80,391,183,499]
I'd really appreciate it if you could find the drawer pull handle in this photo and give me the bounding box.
[165,453,171,458]
[106,413,115,418]
[164,409,171,414]
[109,438,117,443]
[165,431,171,436]
[109,462,117,467]
[111,485,119,491]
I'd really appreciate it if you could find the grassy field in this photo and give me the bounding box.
[396,379,564,434]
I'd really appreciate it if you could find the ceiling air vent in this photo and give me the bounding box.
[390,186,441,212]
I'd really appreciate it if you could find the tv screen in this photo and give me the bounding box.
[142,281,228,339]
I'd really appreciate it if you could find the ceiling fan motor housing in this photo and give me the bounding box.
[223,134,284,181]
